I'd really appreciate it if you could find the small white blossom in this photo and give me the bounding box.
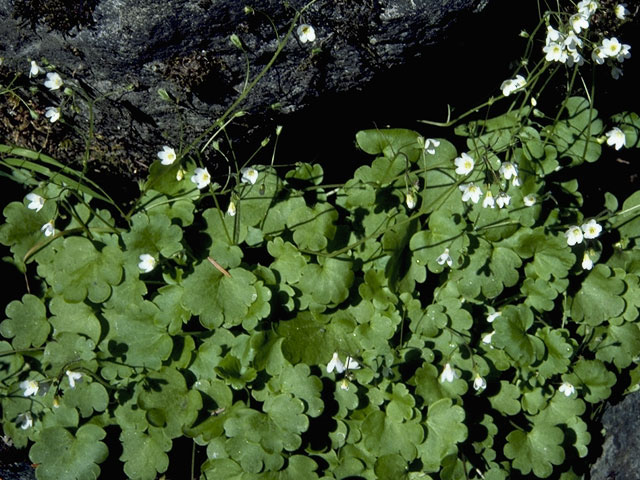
[327,352,345,374]
[606,127,626,150]
[339,379,350,390]
[191,167,211,189]
[564,32,584,52]
[473,374,487,391]
[176,168,185,181]
[44,72,63,90]
[487,312,501,323]
[570,14,589,33]
[512,176,521,187]
[565,225,584,246]
[227,201,237,216]
[17,412,33,430]
[454,152,475,175]
[499,162,518,180]
[138,254,156,273]
[459,183,482,204]
[65,370,82,388]
[614,3,629,20]
[29,60,45,78]
[567,51,585,67]
[559,381,576,397]
[496,193,511,209]
[592,46,606,65]
[423,138,440,154]
[581,219,602,239]
[482,331,495,344]
[345,356,361,371]
[26,192,45,212]
[405,191,417,209]
[436,248,453,268]
[45,107,60,123]
[439,363,457,383]
[545,26,562,44]
[617,44,631,62]
[611,66,624,80]
[240,167,259,185]
[482,191,495,209]
[523,194,536,206]
[157,146,177,165]
[297,24,316,43]
[500,74,526,96]
[602,37,622,57]
[20,380,39,397]
[41,221,55,237]
[543,42,568,63]
[582,251,594,270]
[577,0,598,17]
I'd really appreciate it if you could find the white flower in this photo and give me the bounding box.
[564,32,583,52]
[339,379,350,390]
[482,191,495,209]
[499,162,518,180]
[482,331,495,344]
[41,221,55,237]
[138,254,156,273]
[405,191,417,209]
[65,370,82,388]
[44,72,63,90]
[570,14,589,33]
[611,66,624,80]
[29,60,44,78]
[459,183,482,203]
[614,3,629,20]
[327,352,345,374]
[566,51,584,67]
[176,168,185,181]
[559,381,575,397]
[617,44,631,62]
[577,0,598,16]
[191,167,211,189]
[565,225,584,246]
[581,219,602,239]
[605,127,626,150]
[157,146,177,165]
[20,380,39,397]
[543,42,568,63]
[45,107,60,123]
[17,412,33,430]
[545,26,562,44]
[523,194,536,206]
[500,75,526,96]
[26,192,45,212]
[496,193,511,209]
[602,37,622,57]
[473,374,487,391]
[240,167,259,185]
[454,152,474,175]
[345,356,361,371]
[297,24,316,43]
[592,46,606,65]
[424,138,440,155]
[227,201,237,216]
[487,311,501,323]
[436,248,453,268]
[582,251,594,270]
[439,363,457,383]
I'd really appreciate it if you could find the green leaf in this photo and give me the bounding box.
[38,236,123,303]
[267,237,307,284]
[571,264,626,326]
[356,128,422,163]
[611,191,640,240]
[298,256,354,305]
[121,212,183,264]
[120,428,171,480]
[102,301,172,369]
[504,422,565,478]
[48,295,101,343]
[362,410,423,461]
[62,382,109,418]
[536,327,574,379]
[30,425,108,480]
[488,381,521,416]
[567,359,616,403]
[288,204,338,251]
[594,322,640,369]
[43,333,96,375]
[182,262,257,329]
[418,399,467,472]
[137,367,202,438]
[522,278,558,312]
[493,305,544,366]
[0,294,50,349]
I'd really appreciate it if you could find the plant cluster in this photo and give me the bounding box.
[1,1,640,479]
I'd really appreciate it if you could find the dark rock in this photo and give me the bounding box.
[590,390,640,480]
[0,0,490,180]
